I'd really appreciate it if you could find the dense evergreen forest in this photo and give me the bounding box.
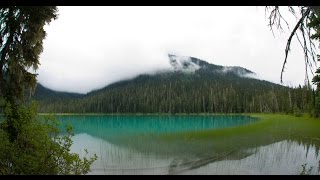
[33,55,315,114]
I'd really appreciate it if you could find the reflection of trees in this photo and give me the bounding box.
[168,149,253,175]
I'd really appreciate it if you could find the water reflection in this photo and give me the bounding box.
[177,140,320,175]
[71,134,320,175]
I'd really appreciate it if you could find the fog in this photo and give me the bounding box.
[38,6,315,93]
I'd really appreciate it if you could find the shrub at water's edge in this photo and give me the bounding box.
[0,101,97,175]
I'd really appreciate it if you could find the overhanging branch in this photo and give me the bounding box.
[280,7,311,83]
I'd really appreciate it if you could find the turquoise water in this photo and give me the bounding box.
[52,115,320,175]
[56,115,257,137]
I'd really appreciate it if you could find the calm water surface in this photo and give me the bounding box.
[54,115,320,175]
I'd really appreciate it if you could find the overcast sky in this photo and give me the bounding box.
[38,6,315,94]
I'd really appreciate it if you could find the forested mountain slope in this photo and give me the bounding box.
[33,55,314,114]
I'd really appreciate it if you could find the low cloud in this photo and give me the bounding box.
[38,6,312,93]
[168,54,200,73]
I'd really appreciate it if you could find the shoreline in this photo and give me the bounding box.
[37,112,292,116]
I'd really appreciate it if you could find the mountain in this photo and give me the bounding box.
[85,54,258,96]
[33,54,313,114]
[34,84,83,101]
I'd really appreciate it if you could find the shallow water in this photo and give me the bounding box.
[57,115,257,136]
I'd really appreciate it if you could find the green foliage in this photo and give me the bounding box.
[306,7,320,117]
[0,6,58,140]
[312,55,320,117]
[294,105,303,117]
[0,101,97,175]
[0,6,97,175]
[0,6,58,101]
[0,5,59,153]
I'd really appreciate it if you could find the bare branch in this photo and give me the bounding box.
[300,23,314,75]
[306,24,317,64]
[280,7,311,83]
[268,6,292,37]
[295,33,312,76]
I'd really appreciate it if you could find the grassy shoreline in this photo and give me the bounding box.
[160,113,320,144]
[134,113,320,163]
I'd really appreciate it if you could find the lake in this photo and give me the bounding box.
[54,115,320,175]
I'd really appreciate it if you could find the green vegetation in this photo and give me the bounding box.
[0,6,96,175]
[0,102,97,175]
[147,114,320,161]
[162,114,320,142]
[307,7,320,117]
[33,57,315,115]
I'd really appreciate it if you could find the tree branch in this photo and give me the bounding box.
[280,7,311,83]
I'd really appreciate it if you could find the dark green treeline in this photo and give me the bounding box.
[34,70,315,114]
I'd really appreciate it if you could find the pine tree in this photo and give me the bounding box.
[0,6,58,140]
